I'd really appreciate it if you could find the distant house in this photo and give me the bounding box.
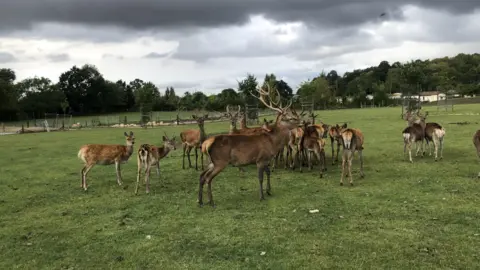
[389,93,402,99]
[403,91,446,102]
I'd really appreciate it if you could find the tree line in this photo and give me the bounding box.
[1,53,479,121]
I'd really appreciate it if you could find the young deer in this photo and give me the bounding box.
[198,85,300,207]
[135,133,177,194]
[77,131,135,191]
[473,129,480,178]
[402,113,426,163]
[180,114,208,170]
[329,123,346,165]
[299,121,326,175]
[421,112,446,161]
[338,125,364,186]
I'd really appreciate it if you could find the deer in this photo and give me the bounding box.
[337,125,365,186]
[299,121,326,175]
[421,112,446,161]
[225,105,270,135]
[473,129,480,178]
[197,84,301,207]
[402,112,426,163]
[77,131,135,191]
[329,123,347,165]
[135,133,177,194]
[179,114,209,170]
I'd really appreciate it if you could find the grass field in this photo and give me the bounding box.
[1,105,480,269]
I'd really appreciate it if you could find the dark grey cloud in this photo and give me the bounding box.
[0,52,16,63]
[46,53,70,62]
[1,0,479,35]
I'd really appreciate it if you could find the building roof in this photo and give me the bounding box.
[419,91,440,96]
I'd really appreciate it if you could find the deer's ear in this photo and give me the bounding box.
[342,123,347,128]
[129,131,134,136]
[192,115,197,119]
[335,124,340,129]
[124,131,128,136]
[162,136,166,141]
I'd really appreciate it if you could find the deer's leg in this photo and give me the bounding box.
[145,165,151,194]
[135,161,143,195]
[257,165,265,201]
[314,149,323,178]
[439,136,444,160]
[187,146,193,168]
[81,164,94,191]
[182,143,186,169]
[194,147,198,170]
[359,150,364,178]
[323,150,327,171]
[340,152,346,186]
[348,154,354,186]
[330,138,335,165]
[299,147,304,173]
[308,151,313,171]
[198,167,209,206]
[204,162,227,207]
[201,149,204,170]
[115,161,123,186]
[336,140,341,163]
[408,140,413,163]
[156,162,160,176]
[433,135,440,161]
[265,165,271,196]
[284,146,290,169]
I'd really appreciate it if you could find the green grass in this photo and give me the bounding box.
[1,105,480,269]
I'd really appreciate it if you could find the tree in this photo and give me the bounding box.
[238,74,258,105]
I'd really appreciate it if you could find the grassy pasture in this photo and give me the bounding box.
[1,104,480,269]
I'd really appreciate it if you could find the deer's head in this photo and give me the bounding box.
[162,132,177,151]
[123,131,135,145]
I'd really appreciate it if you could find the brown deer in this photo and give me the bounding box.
[329,123,347,165]
[473,129,480,178]
[299,121,326,175]
[77,131,135,191]
[135,133,177,194]
[179,114,209,170]
[225,105,269,135]
[402,113,426,163]
[338,125,364,186]
[198,85,300,207]
[421,112,446,161]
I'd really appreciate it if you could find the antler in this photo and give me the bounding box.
[164,131,169,139]
[250,84,292,114]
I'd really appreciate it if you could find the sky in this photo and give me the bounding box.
[0,1,479,95]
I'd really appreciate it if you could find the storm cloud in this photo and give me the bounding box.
[0,1,479,93]
[1,0,479,33]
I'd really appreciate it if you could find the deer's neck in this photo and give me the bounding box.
[240,116,247,129]
[268,123,293,151]
[229,122,237,133]
[199,125,207,142]
[125,144,134,159]
[158,146,170,159]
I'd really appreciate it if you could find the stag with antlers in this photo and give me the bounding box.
[180,113,209,170]
[198,84,300,207]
